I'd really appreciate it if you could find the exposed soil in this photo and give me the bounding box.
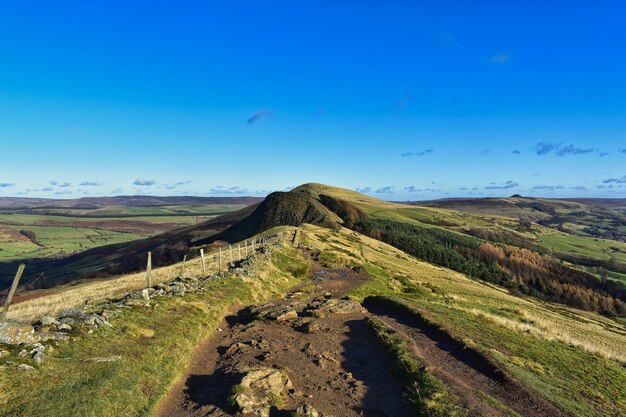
[365,300,570,417]
[157,261,570,417]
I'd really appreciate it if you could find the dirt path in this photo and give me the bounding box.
[156,264,414,417]
[365,300,570,417]
[156,260,569,417]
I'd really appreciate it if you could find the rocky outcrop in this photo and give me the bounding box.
[252,303,301,322]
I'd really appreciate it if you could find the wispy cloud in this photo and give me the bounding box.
[59,182,71,188]
[534,142,595,156]
[455,43,475,53]
[80,181,102,186]
[601,175,626,184]
[48,180,58,186]
[375,186,395,194]
[111,188,124,194]
[355,186,371,193]
[490,54,509,64]
[555,145,594,156]
[0,182,14,188]
[133,178,156,186]
[485,180,519,190]
[479,149,490,155]
[402,149,433,157]
[209,185,247,194]
[599,152,610,157]
[41,187,54,192]
[620,148,626,154]
[247,110,273,124]
[404,186,421,192]
[312,107,326,116]
[512,150,521,155]
[393,95,411,111]
[532,185,565,190]
[535,142,558,155]
[165,180,191,190]
[54,190,72,195]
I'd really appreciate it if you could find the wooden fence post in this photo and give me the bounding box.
[219,247,222,272]
[200,248,206,276]
[145,252,152,288]
[245,240,248,256]
[238,243,241,260]
[1,264,26,319]
[229,245,233,266]
[178,254,187,277]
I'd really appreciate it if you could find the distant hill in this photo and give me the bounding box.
[4,184,625,317]
[0,195,263,209]
[206,191,340,243]
[408,196,626,242]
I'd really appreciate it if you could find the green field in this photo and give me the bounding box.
[0,225,143,260]
[539,233,626,263]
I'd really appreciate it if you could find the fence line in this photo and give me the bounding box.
[1,228,298,322]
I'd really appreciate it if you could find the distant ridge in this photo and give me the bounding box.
[0,195,263,209]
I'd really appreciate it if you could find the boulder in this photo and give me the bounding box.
[0,320,37,345]
[57,323,72,332]
[33,351,45,365]
[40,316,61,327]
[296,318,322,334]
[253,303,302,322]
[276,310,298,322]
[295,404,320,417]
[233,367,292,416]
[125,299,149,307]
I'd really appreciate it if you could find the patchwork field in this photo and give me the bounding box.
[0,204,245,263]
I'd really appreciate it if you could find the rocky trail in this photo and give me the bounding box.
[157,259,568,417]
[157,264,415,417]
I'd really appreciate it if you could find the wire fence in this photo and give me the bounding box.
[1,228,300,322]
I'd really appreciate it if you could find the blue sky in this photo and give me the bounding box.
[0,1,625,200]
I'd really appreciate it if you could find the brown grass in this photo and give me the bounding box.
[6,231,291,323]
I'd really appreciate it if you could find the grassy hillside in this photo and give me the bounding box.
[302,225,626,417]
[289,184,625,315]
[2,223,624,417]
